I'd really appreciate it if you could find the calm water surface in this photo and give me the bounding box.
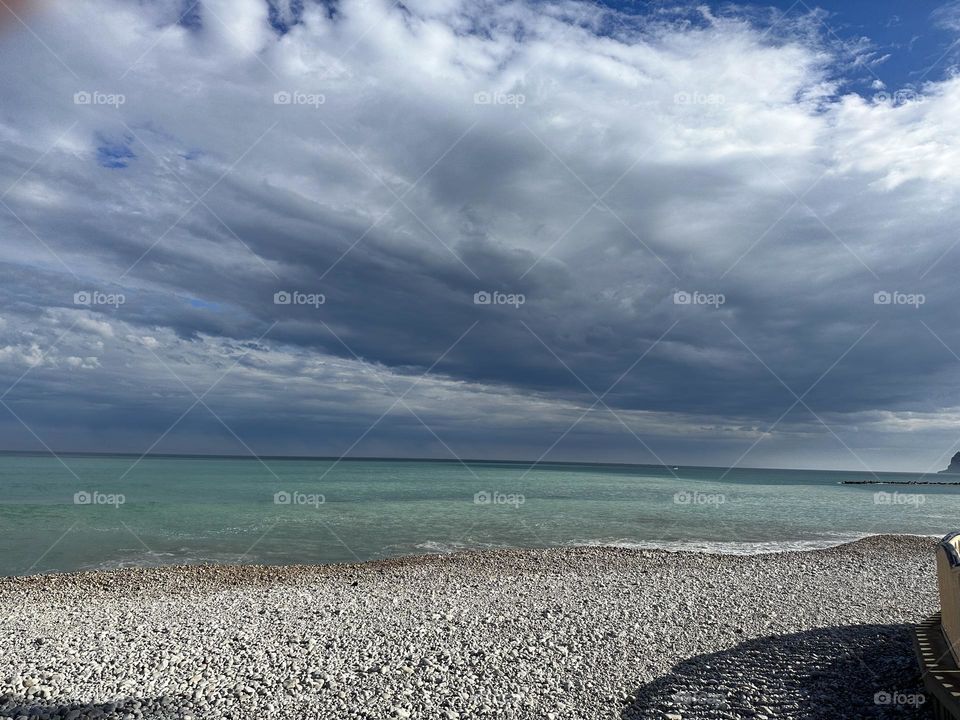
[0,454,954,575]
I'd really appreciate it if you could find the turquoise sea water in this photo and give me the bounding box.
[0,453,956,576]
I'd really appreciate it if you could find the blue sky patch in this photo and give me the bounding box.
[188,297,223,312]
[95,134,136,169]
[178,0,203,30]
[598,0,960,93]
[267,0,305,34]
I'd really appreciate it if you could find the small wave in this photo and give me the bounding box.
[74,552,230,572]
[570,534,877,555]
[412,539,511,555]
[417,534,930,556]
[414,540,460,554]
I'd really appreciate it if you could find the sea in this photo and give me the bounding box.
[0,453,955,576]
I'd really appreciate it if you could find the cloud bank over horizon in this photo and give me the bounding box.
[2,0,960,472]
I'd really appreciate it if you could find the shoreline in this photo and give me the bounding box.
[0,533,936,585]
[0,535,938,719]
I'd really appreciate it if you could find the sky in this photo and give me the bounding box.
[1,0,960,472]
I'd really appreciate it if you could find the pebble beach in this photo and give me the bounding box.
[0,535,939,719]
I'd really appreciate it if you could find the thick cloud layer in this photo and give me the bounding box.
[1,0,959,471]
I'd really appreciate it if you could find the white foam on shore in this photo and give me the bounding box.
[413,540,512,554]
[59,533,942,574]
[413,534,889,557]
[414,533,942,557]
[572,533,938,555]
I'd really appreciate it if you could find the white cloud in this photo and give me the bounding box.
[0,343,45,368]
[70,313,115,339]
[64,355,101,369]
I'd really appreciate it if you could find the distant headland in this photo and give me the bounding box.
[941,452,960,475]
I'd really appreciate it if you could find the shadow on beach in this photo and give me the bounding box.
[622,623,932,720]
[0,694,194,719]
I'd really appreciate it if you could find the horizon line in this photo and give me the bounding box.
[0,449,937,475]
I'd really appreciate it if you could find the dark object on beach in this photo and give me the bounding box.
[915,613,960,720]
[941,453,960,475]
[915,532,960,719]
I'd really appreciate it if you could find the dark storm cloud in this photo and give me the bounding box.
[1,0,960,470]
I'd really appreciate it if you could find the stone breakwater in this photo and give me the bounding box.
[0,536,939,719]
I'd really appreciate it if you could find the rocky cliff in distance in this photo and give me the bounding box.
[941,452,960,474]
